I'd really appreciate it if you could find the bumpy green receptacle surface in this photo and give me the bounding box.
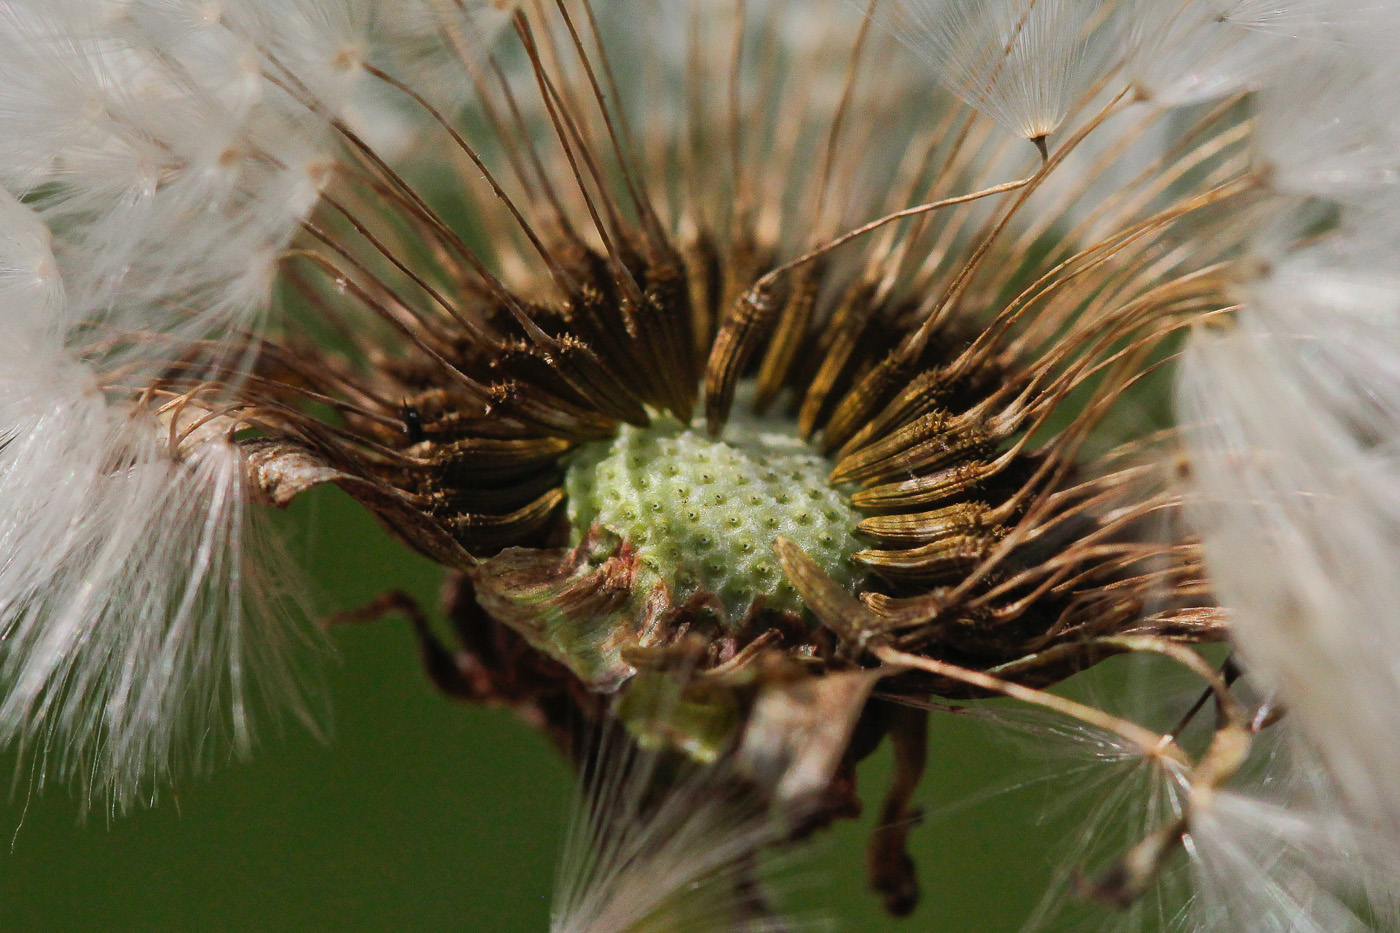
[565,412,860,627]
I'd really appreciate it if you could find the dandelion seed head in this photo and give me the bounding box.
[4,0,1400,924]
[20,0,1249,874]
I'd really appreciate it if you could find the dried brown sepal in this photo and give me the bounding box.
[850,461,1000,511]
[328,583,599,755]
[736,665,885,809]
[772,536,887,649]
[468,528,675,690]
[242,438,474,569]
[832,410,995,485]
[796,280,880,439]
[444,487,565,551]
[753,268,820,413]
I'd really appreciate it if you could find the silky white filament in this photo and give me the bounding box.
[1186,787,1400,933]
[551,722,805,933]
[1122,0,1280,106]
[1254,50,1400,200]
[0,92,323,810]
[870,0,1109,141]
[1181,237,1400,843]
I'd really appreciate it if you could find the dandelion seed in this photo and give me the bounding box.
[0,1,339,811]
[870,0,1111,143]
[552,711,817,933]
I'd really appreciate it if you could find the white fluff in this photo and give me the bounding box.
[0,0,523,812]
[1222,0,1400,39]
[1185,782,1400,932]
[871,0,1111,140]
[1180,205,1400,842]
[1122,0,1281,106]
[0,390,322,810]
[551,726,806,933]
[0,0,349,383]
[0,122,320,809]
[0,187,66,334]
[1253,48,1400,201]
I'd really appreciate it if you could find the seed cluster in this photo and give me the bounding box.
[565,417,860,627]
[260,0,1230,741]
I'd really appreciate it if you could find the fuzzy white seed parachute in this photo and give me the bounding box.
[551,723,810,933]
[0,0,348,808]
[869,0,1111,142]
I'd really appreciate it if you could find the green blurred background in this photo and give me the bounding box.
[0,487,1091,932]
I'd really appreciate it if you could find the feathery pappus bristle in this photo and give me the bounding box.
[1185,786,1400,932]
[1180,260,1400,837]
[552,712,822,933]
[0,402,324,810]
[870,0,1110,143]
[0,9,338,808]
